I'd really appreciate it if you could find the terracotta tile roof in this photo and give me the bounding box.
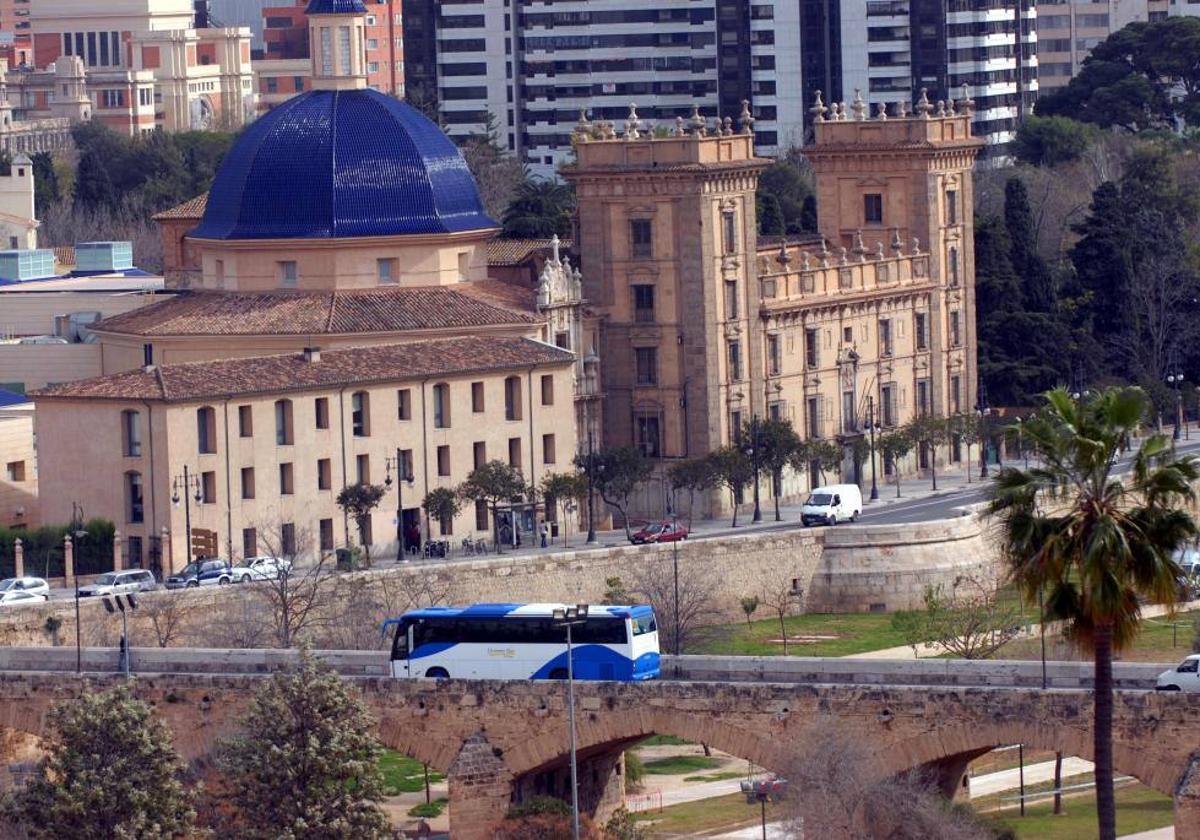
[459,278,538,312]
[91,286,539,337]
[152,194,209,221]
[485,238,572,266]
[31,336,573,403]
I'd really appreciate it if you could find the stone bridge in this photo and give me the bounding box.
[1,650,1200,838]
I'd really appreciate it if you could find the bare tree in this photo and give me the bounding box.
[632,559,718,655]
[784,726,997,840]
[758,570,802,655]
[1110,244,1200,387]
[918,575,1024,660]
[375,570,456,619]
[139,593,195,648]
[245,521,331,648]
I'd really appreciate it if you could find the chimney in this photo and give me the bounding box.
[303,346,321,363]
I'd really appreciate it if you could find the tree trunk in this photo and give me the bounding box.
[896,469,902,498]
[1094,623,1116,840]
[1053,751,1063,815]
[773,471,782,522]
[702,743,712,757]
[966,442,972,483]
[930,446,938,491]
[730,490,739,527]
[779,612,788,655]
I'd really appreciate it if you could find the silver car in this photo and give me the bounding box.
[78,569,157,598]
[0,577,49,600]
[233,556,292,583]
[0,590,44,607]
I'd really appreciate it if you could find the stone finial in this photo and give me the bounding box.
[875,240,886,260]
[603,121,617,140]
[551,234,561,264]
[911,236,922,255]
[574,107,592,142]
[898,100,911,119]
[936,99,946,117]
[722,115,733,136]
[852,229,868,258]
[851,89,867,121]
[810,90,828,124]
[624,103,641,139]
[740,99,755,135]
[800,251,812,270]
[818,238,830,268]
[891,229,904,255]
[915,88,933,117]
[947,97,957,116]
[838,246,849,266]
[875,102,888,121]
[675,115,687,137]
[776,241,792,267]
[959,83,976,117]
[690,104,707,137]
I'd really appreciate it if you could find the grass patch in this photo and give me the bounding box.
[407,798,448,819]
[379,749,444,796]
[690,612,912,657]
[639,734,692,747]
[998,609,1200,664]
[981,782,1172,839]
[642,756,723,775]
[682,770,746,783]
[632,791,781,836]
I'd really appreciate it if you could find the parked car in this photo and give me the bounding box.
[629,520,689,545]
[1175,546,1200,579]
[1157,655,1200,691]
[233,556,292,583]
[78,569,157,598]
[801,484,863,527]
[165,559,233,589]
[0,577,49,600]
[0,590,44,607]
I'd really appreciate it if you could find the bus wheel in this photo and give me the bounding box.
[425,667,449,679]
[549,668,568,680]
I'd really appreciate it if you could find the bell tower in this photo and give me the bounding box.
[306,0,369,91]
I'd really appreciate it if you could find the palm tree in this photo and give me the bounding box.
[500,177,575,239]
[988,387,1197,840]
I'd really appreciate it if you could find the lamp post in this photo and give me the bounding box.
[975,383,991,479]
[749,414,762,523]
[1167,372,1185,441]
[102,593,138,676]
[170,467,201,563]
[740,777,787,840]
[552,604,589,840]
[865,395,879,501]
[585,431,597,545]
[70,503,85,674]
[385,451,414,563]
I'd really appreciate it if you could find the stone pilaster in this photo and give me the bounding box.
[113,530,123,572]
[448,731,514,840]
[12,538,21,578]
[62,536,73,586]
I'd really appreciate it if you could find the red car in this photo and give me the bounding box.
[630,520,689,544]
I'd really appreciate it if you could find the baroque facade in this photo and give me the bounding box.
[565,93,982,516]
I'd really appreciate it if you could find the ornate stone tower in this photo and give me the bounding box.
[563,104,769,465]
[49,56,91,123]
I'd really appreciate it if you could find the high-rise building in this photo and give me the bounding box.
[1038,0,1166,93]
[405,0,1036,176]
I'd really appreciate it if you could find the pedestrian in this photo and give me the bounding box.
[540,521,549,548]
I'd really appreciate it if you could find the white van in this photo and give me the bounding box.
[800,484,862,527]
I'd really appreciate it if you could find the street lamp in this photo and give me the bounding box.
[740,777,787,839]
[864,395,879,501]
[1167,373,1185,441]
[975,383,991,479]
[171,467,202,563]
[749,415,762,523]
[385,451,415,562]
[102,593,138,676]
[552,604,589,840]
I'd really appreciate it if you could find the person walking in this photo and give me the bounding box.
[539,521,549,548]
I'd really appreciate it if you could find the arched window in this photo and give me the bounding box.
[432,383,451,428]
[196,406,216,454]
[121,409,141,457]
[125,471,144,524]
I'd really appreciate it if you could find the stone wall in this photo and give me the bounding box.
[0,514,996,647]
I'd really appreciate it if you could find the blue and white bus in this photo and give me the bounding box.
[385,603,660,681]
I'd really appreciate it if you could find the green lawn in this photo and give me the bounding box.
[689,611,913,657]
[632,791,782,837]
[998,609,1200,664]
[379,749,444,796]
[639,734,691,747]
[982,782,1173,839]
[682,770,746,783]
[642,755,724,775]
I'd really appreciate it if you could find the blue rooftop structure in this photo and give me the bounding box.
[191,90,497,241]
[305,0,366,12]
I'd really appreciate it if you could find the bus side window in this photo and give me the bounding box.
[391,621,411,660]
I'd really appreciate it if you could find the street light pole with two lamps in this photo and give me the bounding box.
[552,604,589,840]
[385,451,415,562]
[1167,372,1185,441]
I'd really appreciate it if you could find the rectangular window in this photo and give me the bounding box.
[555,331,570,350]
[950,375,962,414]
[864,193,883,225]
[917,379,931,415]
[731,410,744,443]
[201,470,217,504]
[805,328,819,368]
[475,499,489,531]
[318,458,332,490]
[377,257,397,284]
[807,396,821,438]
[242,527,257,559]
[356,453,370,484]
[722,212,737,255]
[879,319,893,356]
[504,376,522,421]
[540,374,554,406]
[281,522,297,556]
[238,405,253,437]
[543,433,556,464]
[630,219,652,259]
[635,414,661,458]
[351,391,370,437]
[240,467,255,500]
[948,248,960,286]
[433,383,450,428]
[123,410,141,457]
[881,385,896,427]
[767,334,781,376]
[126,472,144,523]
[946,189,958,225]
[473,441,487,469]
[197,407,216,454]
[635,347,657,385]
[725,280,739,320]
[438,509,453,536]
[314,397,329,430]
[278,260,298,288]
[438,445,451,476]
[950,310,962,346]
[915,312,929,351]
[728,340,742,381]
[275,400,294,445]
[5,461,24,482]
[399,449,414,482]
[338,25,352,74]
[397,388,412,421]
[508,437,522,468]
[279,462,294,495]
[632,284,655,323]
[320,26,333,75]
[319,519,334,552]
[472,381,485,413]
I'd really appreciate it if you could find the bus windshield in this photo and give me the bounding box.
[632,613,657,636]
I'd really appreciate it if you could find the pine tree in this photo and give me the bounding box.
[1003,178,1054,312]
[218,653,391,840]
[1069,181,1134,374]
[5,683,198,840]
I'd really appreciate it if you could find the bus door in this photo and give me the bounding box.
[391,621,413,678]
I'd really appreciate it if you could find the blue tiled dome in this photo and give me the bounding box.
[305,0,366,12]
[192,90,497,241]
